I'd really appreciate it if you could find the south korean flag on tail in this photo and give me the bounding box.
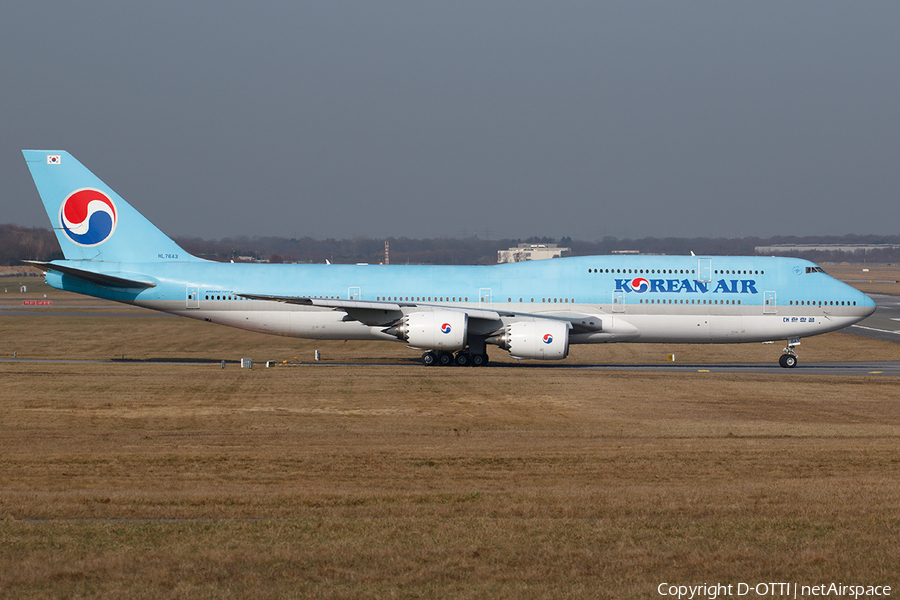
[47,155,61,165]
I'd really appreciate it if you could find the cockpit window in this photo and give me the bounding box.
[805,266,826,274]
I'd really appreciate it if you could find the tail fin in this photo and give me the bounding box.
[22,150,197,263]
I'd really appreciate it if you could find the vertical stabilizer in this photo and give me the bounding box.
[22,150,197,263]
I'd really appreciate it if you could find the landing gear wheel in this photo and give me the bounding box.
[455,352,470,366]
[422,351,437,366]
[471,353,488,367]
[780,338,800,369]
[437,352,453,366]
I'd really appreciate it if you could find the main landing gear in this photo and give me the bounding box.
[778,339,800,368]
[421,350,489,367]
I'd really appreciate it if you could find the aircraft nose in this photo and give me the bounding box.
[860,293,877,317]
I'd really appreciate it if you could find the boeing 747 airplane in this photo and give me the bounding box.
[22,150,876,367]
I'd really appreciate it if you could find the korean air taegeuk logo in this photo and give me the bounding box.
[59,188,117,246]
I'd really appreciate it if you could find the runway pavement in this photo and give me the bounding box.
[2,357,898,376]
[561,361,900,376]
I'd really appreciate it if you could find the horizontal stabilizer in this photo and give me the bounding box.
[24,260,156,290]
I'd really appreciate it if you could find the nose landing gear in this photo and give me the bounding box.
[778,338,800,368]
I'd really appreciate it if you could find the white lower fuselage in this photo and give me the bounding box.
[162,301,865,344]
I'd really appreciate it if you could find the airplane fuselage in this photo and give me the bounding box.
[44,254,874,345]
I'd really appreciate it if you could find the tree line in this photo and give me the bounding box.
[1,223,898,266]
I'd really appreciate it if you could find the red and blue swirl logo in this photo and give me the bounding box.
[59,189,117,247]
[440,323,452,334]
[542,333,553,344]
[630,277,649,293]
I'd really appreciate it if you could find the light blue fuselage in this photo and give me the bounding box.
[45,254,874,344]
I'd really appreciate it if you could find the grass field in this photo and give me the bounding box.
[1,267,899,598]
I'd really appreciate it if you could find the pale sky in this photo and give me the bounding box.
[3,1,899,241]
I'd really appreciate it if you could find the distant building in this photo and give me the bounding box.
[755,244,900,254]
[498,243,570,264]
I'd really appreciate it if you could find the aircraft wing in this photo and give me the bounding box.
[24,260,157,290]
[239,293,406,310]
[238,293,603,331]
[238,293,506,326]
[533,312,604,333]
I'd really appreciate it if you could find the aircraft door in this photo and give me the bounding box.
[186,286,199,309]
[479,288,492,304]
[348,287,361,300]
[612,290,625,313]
[698,259,712,282]
[763,291,777,314]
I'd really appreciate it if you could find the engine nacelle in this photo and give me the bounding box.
[498,319,569,360]
[393,311,467,351]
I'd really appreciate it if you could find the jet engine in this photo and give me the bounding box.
[386,311,467,351]
[494,319,569,360]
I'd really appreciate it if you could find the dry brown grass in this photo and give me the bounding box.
[2,358,900,598]
[1,267,899,598]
